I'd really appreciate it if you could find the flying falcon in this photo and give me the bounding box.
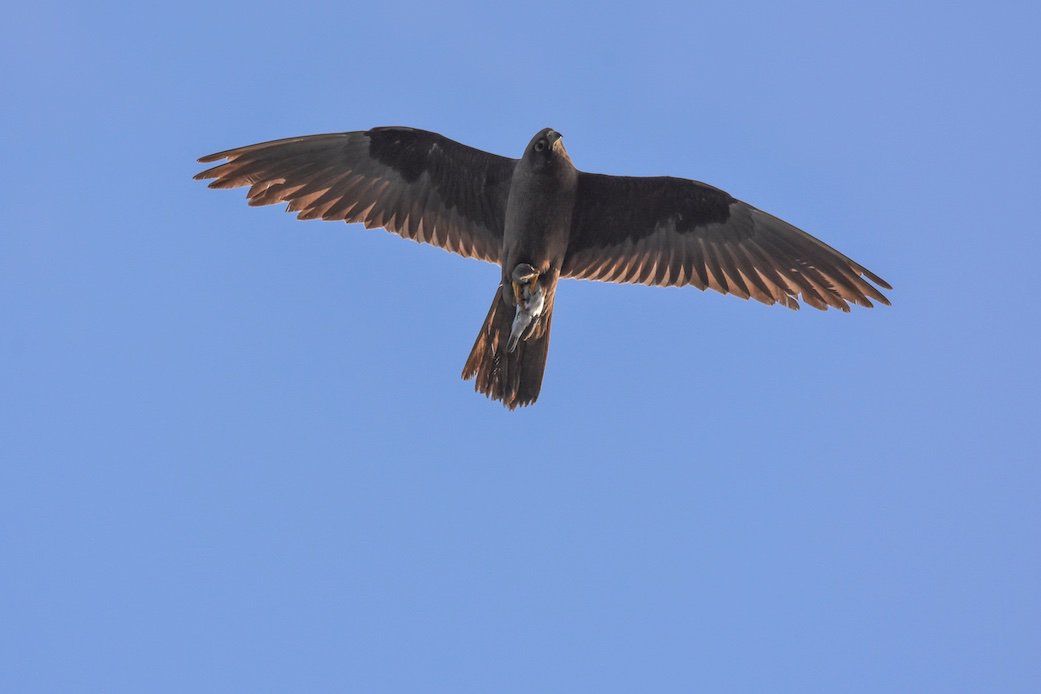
[195,127,891,409]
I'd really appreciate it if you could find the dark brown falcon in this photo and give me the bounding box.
[195,127,891,409]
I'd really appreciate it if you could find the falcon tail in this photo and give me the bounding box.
[462,288,554,410]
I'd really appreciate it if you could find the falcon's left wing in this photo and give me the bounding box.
[563,173,890,311]
[195,127,516,264]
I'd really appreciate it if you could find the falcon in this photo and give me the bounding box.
[195,127,891,409]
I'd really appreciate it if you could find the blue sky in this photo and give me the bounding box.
[4,1,1040,691]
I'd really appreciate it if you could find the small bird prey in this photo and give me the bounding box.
[507,263,546,353]
[195,127,890,409]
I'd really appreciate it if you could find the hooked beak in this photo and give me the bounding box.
[549,130,571,162]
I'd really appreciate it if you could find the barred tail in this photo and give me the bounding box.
[461,287,554,410]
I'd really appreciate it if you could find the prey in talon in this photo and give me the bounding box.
[507,263,545,353]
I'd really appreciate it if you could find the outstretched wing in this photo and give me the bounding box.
[563,173,891,311]
[195,127,516,264]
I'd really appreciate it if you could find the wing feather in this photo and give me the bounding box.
[195,128,515,264]
[563,172,890,310]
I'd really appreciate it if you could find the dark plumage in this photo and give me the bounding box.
[195,126,891,409]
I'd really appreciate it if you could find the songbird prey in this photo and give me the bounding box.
[195,127,890,409]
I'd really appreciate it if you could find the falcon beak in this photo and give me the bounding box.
[549,131,571,162]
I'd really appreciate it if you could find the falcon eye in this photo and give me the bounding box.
[534,140,546,152]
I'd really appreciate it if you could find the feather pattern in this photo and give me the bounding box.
[195,127,516,264]
[564,173,891,310]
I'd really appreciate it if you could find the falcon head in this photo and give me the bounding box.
[525,128,571,168]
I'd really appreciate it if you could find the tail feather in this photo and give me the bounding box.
[462,287,554,409]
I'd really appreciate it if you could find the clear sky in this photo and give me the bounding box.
[4,1,1040,692]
